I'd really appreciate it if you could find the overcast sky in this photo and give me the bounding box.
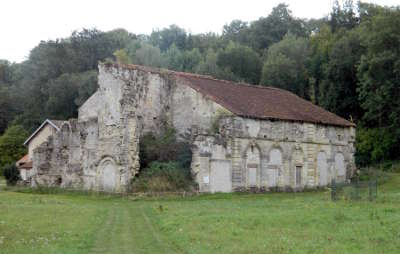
[1,0,399,63]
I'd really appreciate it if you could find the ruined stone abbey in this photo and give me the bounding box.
[30,63,356,192]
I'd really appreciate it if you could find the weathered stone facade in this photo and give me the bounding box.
[31,63,356,192]
[192,117,355,192]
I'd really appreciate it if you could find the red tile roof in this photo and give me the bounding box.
[19,161,32,169]
[16,154,32,170]
[16,154,29,166]
[106,63,355,127]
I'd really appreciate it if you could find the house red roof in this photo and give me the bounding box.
[105,63,355,127]
[16,154,32,170]
[19,161,32,169]
[16,154,29,165]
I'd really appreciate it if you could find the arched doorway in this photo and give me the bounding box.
[246,144,260,187]
[268,148,282,187]
[292,148,304,188]
[335,153,345,182]
[99,158,117,192]
[317,152,328,186]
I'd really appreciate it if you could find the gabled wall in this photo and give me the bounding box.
[27,124,57,160]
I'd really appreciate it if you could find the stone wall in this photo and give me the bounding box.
[192,117,355,192]
[31,64,355,193]
[28,124,57,160]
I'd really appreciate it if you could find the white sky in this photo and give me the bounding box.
[1,0,399,63]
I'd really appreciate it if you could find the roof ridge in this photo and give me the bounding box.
[179,73,286,91]
[103,62,284,91]
[23,119,63,145]
[102,63,355,127]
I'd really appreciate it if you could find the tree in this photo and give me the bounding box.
[164,44,184,71]
[0,60,15,84]
[130,42,164,68]
[46,71,98,120]
[355,127,396,166]
[182,48,202,72]
[0,125,28,170]
[195,48,219,75]
[248,4,307,51]
[358,2,385,23]
[0,87,17,134]
[0,61,22,134]
[356,7,400,160]
[3,164,20,185]
[104,28,136,51]
[12,28,131,132]
[217,41,262,84]
[139,127,191,170]
[113,49,131,64]
[222,20,249,45]
[0,1,398,167]
[69,28,132,71]
[330,0,359,32]
[308,25,334,105]
[318,30,363,120]
[150,25,187,51]
[190,32,223,53]
[261,34,310,98]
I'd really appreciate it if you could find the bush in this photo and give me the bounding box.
[391,161,400,173]
[358,161,400,182]
[131,162,193,192]
[139,127,192,171]
[355,127,397,166]
[0,125,28,170]
[136,126,194,192]
[3,164,20,185]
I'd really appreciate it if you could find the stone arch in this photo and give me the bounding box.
[266,144,284,161]
[267,146,283,187]
[270,148,283,165]
[60,121,71,131]
[317,151,329,186]
[244,142,261,187]
[335,153,345,181]
[98,157,118,192]
[60,122,73,138]
[59,121,72,144]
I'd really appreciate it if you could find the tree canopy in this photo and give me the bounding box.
[1,1,399,166]
[0,125,28,170]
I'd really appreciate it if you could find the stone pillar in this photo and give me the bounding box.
[305,124,316,187]
[231,138,243,188]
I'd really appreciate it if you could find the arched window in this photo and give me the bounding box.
[270,149,282,165]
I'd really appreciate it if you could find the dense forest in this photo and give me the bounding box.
[0,1,399,169]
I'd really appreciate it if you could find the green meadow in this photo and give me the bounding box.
[0,174,399,254]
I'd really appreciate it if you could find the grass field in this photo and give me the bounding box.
[0,176,6,190]
[0,174,399,254]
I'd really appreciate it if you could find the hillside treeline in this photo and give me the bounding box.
[0,1,399,167]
